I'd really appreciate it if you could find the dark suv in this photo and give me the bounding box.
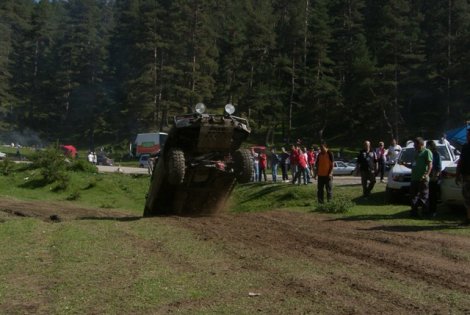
[143,104,253,216]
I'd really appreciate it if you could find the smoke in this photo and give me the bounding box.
[0,129,47,147]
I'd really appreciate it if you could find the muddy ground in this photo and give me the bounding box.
[1,197,470,314]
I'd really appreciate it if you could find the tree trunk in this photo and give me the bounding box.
[288,54,295,143]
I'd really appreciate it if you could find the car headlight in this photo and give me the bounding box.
[195,103,206,114]
[225,103,235,115]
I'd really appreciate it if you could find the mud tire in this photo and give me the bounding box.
[233,149,253,184]
[167,148,185,185]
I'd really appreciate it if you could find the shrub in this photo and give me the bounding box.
[51,171,70,191]
[67,159,98,173]
[314,196,355,213]
[83,178,97,190]
[66,190,81,201]
[0,158,15,176]
[29,147,72,190]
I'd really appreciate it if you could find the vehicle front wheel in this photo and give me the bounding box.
[167,148,185,185]
[233,149,253,183]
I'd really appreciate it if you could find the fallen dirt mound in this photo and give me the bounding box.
[0,197,137,222]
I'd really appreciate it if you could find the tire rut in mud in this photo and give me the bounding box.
[168,211,470,313]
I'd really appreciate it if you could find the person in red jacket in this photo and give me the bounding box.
[258,150,268,181]
[290,144,299,182]
[293,145,308,185]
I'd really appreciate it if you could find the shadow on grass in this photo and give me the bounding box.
[352,190,410,206]
[361,223,463,232]
[18,178,49,189]
[79,216,142,222]
[237,182,292,204]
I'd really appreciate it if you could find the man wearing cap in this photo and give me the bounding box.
[456,127,470,225]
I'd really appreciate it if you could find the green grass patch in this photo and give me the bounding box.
[0,162,149,214]
[231,181,470,235]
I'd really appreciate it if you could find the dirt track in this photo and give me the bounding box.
[1,197,470,314]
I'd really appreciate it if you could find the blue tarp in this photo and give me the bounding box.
[446,125,469,145]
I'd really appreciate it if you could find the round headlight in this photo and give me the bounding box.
[195,103,206,114]
[225,103,235,115]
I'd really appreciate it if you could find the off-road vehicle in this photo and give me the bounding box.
[143,103,253,216]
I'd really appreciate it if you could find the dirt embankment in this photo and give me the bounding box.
[1,197,470,314]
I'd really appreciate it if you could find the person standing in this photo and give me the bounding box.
[456,127,470,225]
[293,146,308,185]
[410,137,433,217]
[376,141,386,183]
[386,139,402,164]
[290,144,300,184]
[280,147,290,182]
[357,140,378,197]
[258,149,268,182]
[314,142,334,203]
[251,148,259,182]
[270,147,280,182]
[307,147,316,182]
[426,140,441,217]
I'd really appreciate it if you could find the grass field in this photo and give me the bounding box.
[1,162,469,314]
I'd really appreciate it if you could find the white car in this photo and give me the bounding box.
[440,160,464,207]
[333,161,355,176]
[386,140,457,201]
[0,152,6,159]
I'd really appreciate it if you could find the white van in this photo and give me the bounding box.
[132,132,167,157]
[385,140,457,201]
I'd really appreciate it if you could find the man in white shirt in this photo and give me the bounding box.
[386,139,402,164]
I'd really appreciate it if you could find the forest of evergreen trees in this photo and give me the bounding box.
[0,0,469,148]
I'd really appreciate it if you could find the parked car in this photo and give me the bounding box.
[0,152,6,159]
[97,154,113,166]
[139,154,150,168]
[440,159,464,208]
[386,140,457,202]
[333,161,355,175]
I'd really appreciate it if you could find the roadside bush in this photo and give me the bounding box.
[83,178,98,190]
[66,190,81,200]
[30,147,69,186]
[51,171,70,191]
[67,159,97,173]
[314,196,355,213]
[0,158,15,176]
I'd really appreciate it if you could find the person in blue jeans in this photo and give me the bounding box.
[251,148,259,182]
[270,147,280,182]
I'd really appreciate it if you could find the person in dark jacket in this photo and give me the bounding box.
[456,127,470,225]
[357,140,378,197]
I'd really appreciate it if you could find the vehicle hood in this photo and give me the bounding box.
[391,164,411,174]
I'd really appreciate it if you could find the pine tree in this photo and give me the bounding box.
[329,0,378,141]
[0,0,35,131]
[300,0,340,141]
[52,0,112,145]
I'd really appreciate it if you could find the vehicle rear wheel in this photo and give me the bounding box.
[167,148,185,185]
[233,149,253,183]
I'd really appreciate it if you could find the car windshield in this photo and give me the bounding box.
[398,145,451,164]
